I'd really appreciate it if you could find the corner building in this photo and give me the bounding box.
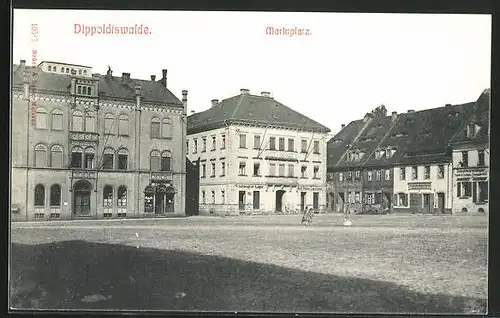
[187,89,330,215]
[11,60,188,221]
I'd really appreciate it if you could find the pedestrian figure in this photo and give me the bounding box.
[343,203,352,226]
[301,206,314,226]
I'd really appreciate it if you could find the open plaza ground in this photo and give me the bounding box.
[10,214,487,314]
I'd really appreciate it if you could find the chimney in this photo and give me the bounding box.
[240,88,250,95]
[19,59,26,69]
[134,84,141,96]
[261,91,271,98]
[407,109,415,113]
[151,75,156,82]
[191,110,195,114]
[135,84,141,110]
[391,111,398,121]
[211,99,219,107]
[121,72,131,85]
[341,124,346,129]
[182,90,188,112]
[445,103,451,107]
[161,69,167,87]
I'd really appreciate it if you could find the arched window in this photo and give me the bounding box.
[50,145,63,168]
[77,86,82,94]
[72,110,83,131]
[34,144,47,167]
[151,117,161,138]
[36,107,47,129]
[66,68,69,73]
[83,70,87,75]
[34,184,45,206]
[104,113,115,134]
[103,185,113,206]
[48,65,52,71]
[70,146,83,168]
[87,87,92,95]
[161,118,172,138]
[150,150,160,171]
[51,108,63,130]
[78,69,82,75]
[118,114,129,136]
[161,150,172,171]
[53,66,57,72]
[102,148,114,169]
[117,148,128,170]
[84,147,95,169]
[117,186,127,207]
[50,184,61,206]
[82,87,87,95]
[85,112,95,132]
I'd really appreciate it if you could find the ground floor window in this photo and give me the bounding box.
[366,193,374,204]
[354,192,360,203]
[117,186,127,217]
[253,191,260,209]
[478,181,488,202]
[49,184,61,219]
[457,182,472,198]
[398,193,408,206]
[103,185,113,217]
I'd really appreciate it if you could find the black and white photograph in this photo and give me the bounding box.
[9,8,490,314]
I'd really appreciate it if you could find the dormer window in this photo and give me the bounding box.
[48,65,52,71]
[466,124,477,138]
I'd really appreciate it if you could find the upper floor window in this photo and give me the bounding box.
[288,164,294,177]
[253,163,261,176]
[301,140,308,153]
[239,162,246,175]
[150,117,161,138]
[161,151,171,171]
[288,138,294,152]
[385,169,390,180]
[400,167,406,180]
[354,171,360,180]
[72,110,94,132]
[202,137,207,152]
[50,145,63,168]
[424,166,430,179]
[211,162,216,177]
[461,151,468,167]
[53,66,57,72]
[51,109,63,130]
[367,171,373,181]
[437,165,444,179]
[313,141,320,154]
[339,172,343,182]
[35,107,47,129]
[239,134,247,148]
[270,163,276,176]
[118,115,129,136]
[65,68,69,73]
[376,170,381,180]
[201,164,206,178]
[466,124,476,138]
[412,166,418,179]
[221,162,226,176]
[84,147,96,169]
[78,69,82,75]
[254,135,261,149]
[150,150,161,171]
[211,136,216,151]
[301,166,307,178]
[221,134,226,149]
[313,166,319,179]
[269,137,276,150]
[117,148,128,170]
[278,164,285,177]
[34,144,47,167]
[193,139,198,154]
[70,146,83,168]
[104,113,115,134]
[48,66,52,71]
[478,150,485,167]
[102,148,114,170]
[161,118,172,138]
[278,137,285,151]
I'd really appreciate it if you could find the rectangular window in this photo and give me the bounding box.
[437,165,444,179]
[151,121,160,138]
[269,137,276,150]
[221,162,226,176]
[313,141,320,154]
[385,169,390,181]
[424,166,430,179]
[279,137,285,151]
[478,150,485,166]
[52,113,63,130]
[288,164,294,177]
[313,166,319,179]
[254,135,261,149]
[253,191,260,209]
[462,182,472,197]
[412,166,418,179]
[84,153,95,169]
[355,192,360,203]
[288,138,294,151]
[51,151,63,168]
[398,193,408,206]
[301,140,308,153]
[73,115,83,132]
[35,150,46,167]
[118,117,128,136]
[400,167,406,180]
[201,191,205,204]
[201,164,206,178]
[239,134,247,148]
[347,171,352,181]
[270,163,276,176]
[239,162,246,175]
[150,156,160,171]
[339,172,343,182]
[85,116,95,133]
[376,170,381,180]
[193,139,198,153]
[211,136,216,150]
[313,192,319,209]
[278,164,285,177]
[211,162,216,177]
[221,190,225,204]
[211,191,215,204]
[253,163,260,176]
[186,141,189,155]
[103,154,113,169]
[221,134,226,149]
[117,154,127,170]
[367,193,374,205]
[461,151,468,167]
[367,171,373,181]
[202,137,207,152]
[478,181,488,202]
[355,171,360,180]
[301,166,307,178]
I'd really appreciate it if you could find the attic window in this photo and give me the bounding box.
[448,111,459,118]
[405,119,415,125]
[466,124,479,138]
[375,149,383,160]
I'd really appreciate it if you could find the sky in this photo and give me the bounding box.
[13,10,491,135]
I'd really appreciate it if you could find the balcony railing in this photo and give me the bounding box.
[72,169,97,179]
[150,171,173,182]
[69,131,100,142]
[264,150,299,162]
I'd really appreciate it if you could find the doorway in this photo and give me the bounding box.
[437,192,445,213]
[73,180,92,216]
[276,190,286,212]
[253,191,260,209]
[313,192,319,210]
[155,191,165,215]
[423,193,431,213]
[300,192,306,212]
[239,191,246,210]
[328,192,335,212]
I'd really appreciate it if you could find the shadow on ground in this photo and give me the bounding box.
[10,240,485,314]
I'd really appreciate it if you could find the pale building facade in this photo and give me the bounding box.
[11,60,188,221]
[187,89,330,215]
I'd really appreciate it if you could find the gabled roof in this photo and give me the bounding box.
[326,120,364,167]
[449,89,490,146]
[12,64,183,106]
[187,93,331,134]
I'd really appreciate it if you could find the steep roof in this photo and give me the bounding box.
[449,89,490,146]
[187,92,330,134]
[12,64,183,106]
[327,92,487,170]
[326,120,364,167]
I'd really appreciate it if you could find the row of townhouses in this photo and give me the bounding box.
[10,59,490,220]
[326,90,490,214]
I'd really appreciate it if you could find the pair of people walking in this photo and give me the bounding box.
[301,206,314,225]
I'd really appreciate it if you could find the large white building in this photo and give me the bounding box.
[187,89,331,215]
